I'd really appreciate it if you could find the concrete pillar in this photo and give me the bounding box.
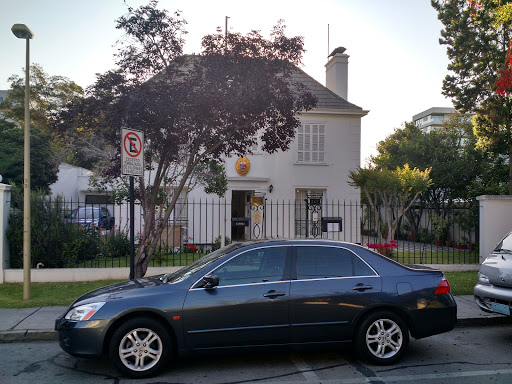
[0,182,13,284]
[477,195,512,263]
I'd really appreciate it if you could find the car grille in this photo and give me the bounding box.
[489,297,512,307]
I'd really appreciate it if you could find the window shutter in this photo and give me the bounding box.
[297,123,325,164]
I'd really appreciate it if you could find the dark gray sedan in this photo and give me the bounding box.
[55,239,457,378]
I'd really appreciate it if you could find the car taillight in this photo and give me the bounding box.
[434,278,451,294]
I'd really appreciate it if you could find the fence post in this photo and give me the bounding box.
[0,182,13,284]
[477,195,512,263]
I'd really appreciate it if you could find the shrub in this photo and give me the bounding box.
[183,243,199,253]
[213,235,231,251]
[367,240,398,257]
[100,229,130,258]
[6,192,102,268]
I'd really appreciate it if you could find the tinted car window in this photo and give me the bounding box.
[214,247,287,286]
[296,246,375,279]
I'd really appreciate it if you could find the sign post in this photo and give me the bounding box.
[121,129,144,280]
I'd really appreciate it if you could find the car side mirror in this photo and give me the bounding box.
[203,274,219,289]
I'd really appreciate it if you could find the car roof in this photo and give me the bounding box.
[233,238,362,249]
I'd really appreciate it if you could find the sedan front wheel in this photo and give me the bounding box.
[355,311,409,365]
[109,317,171,378]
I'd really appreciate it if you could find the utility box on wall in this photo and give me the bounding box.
[321,217,343,232]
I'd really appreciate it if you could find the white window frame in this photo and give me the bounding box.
[297,123,325,164]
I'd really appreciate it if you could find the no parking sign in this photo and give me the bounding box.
[121,129,144,176]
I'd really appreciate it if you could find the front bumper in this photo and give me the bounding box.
[55,317,111,358]
[474,283,512,316]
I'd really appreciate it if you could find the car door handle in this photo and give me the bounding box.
[264,290,286,298]
[352,283,373,291]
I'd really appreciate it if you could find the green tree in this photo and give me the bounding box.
[54,1,317,278]
[0,64,86,171]
[1,63,83,132]
[432,0,512,193]
[374,116,508,204]
[348,165,432,241]
[0,118,58,192]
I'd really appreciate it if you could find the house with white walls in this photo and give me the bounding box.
[49,47,367,247]
[186,47,368,244]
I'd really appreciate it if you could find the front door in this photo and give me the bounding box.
[231,190,252,241]
[182,245,291,349]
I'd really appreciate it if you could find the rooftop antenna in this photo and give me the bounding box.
[225,16,230,54]
[327,24,330,56]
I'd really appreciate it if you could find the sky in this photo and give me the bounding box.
[1,0,453,163]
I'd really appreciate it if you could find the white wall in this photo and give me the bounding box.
[50,163,93,201]
[477,195,512,262]
[0,183,13,283]
[186,111,362,243]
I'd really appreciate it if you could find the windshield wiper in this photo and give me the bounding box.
[495,248,512,253]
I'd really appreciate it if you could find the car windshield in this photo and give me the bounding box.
[164,243,244,284]
[495,232,512,253]
[71,208,98,220]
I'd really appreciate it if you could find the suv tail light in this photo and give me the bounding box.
[434,278,451,294]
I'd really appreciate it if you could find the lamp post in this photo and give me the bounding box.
[12,24,34,300]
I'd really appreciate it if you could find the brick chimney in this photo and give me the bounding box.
[325,47,349,100]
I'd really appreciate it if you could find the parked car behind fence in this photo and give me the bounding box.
[66,206,115,231]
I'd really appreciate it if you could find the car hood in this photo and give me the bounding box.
[74,275,168,304]
[480,252,512,288]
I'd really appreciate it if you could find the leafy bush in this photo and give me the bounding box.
[367,240,398,257]
[100,229,130,258]
[6,192,102,268]
[213,235,231,250]
[183,242,199,253]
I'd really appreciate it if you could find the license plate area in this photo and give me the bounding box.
[491,302,511,315]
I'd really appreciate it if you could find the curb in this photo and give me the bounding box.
[0,329,58,343]
[456,316,512,327]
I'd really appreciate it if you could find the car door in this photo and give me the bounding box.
[290,245,381,343]
[182,245,291,349]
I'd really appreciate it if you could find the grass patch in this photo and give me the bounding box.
[0,280,124,308]
[394,250,479,265]
[445,270,478,296]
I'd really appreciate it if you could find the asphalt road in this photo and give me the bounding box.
[1,324,512,384]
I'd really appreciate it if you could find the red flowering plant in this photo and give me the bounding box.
[367,240,398,258]
[183,237,199,253]
[183,243,199,253]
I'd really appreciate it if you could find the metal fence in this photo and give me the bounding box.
[6,197,479,269]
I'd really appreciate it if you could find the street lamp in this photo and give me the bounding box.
[12,23,34,300]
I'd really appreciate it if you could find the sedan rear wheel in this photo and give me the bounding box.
[109,317,171,378]
[355,311,409,365]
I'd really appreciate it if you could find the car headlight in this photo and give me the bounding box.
[65,302,105,321]
[477,272,490,285]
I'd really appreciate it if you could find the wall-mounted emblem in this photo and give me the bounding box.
[236,156,251,176]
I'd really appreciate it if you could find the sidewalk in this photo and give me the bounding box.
[1,296,511,343]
